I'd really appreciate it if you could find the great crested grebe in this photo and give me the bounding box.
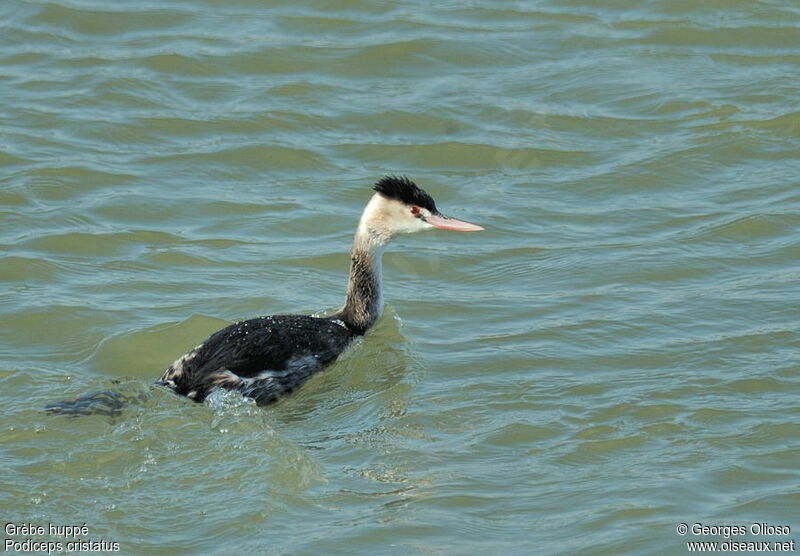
[153,176,483,406]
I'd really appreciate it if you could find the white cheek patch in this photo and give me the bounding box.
[360,194,436,237]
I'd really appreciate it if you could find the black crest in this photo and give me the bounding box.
[373,176,438,213]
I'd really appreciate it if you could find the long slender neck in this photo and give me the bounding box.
[334,202,389,335]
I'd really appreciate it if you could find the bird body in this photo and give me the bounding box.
[159,314,353,405]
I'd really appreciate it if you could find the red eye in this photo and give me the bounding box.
[410,206,420,215]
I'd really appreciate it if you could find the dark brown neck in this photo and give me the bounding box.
[332,232,385,335]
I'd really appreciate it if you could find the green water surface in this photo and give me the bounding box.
[1,0,799,554]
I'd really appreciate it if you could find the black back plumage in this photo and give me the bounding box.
[373,176,438,213]
[159,315,354,405]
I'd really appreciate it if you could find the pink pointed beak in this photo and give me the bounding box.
[425,213,484,232]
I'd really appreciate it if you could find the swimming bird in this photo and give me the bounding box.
[156,176,483,406]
